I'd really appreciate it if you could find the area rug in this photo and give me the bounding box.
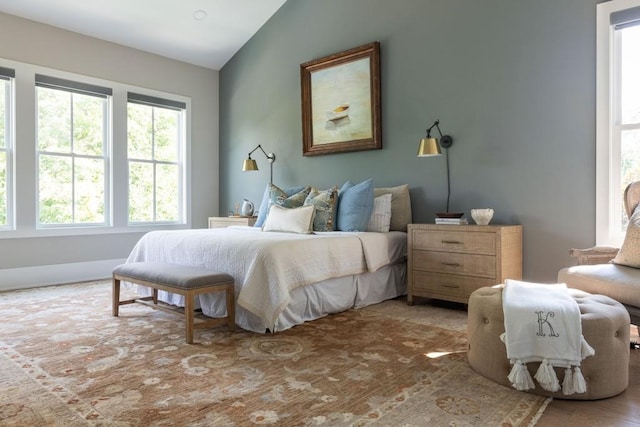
[0,281,549,426]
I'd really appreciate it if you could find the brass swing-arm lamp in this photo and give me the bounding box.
[242,144,276,184]
[417,119,455,214]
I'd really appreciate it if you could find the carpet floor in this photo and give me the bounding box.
[0,281,549,426]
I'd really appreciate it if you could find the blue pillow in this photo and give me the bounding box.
[254,183,307,227]
[336,179,374,231]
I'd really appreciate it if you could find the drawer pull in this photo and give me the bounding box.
[441,284,460,289]
[442,240,462,244]
[441,262,460,267]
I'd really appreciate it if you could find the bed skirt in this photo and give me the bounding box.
[137,262,406,333]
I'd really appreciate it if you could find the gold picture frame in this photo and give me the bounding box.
[301,42,381,156]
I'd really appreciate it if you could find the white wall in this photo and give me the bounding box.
[0,13,219,290]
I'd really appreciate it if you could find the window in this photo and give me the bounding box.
[0,67,14,229]
[36,75,111,227]
[127,93,185,224]
[596,0,640,246]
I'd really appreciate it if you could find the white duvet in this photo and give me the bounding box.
[126,226,406,331]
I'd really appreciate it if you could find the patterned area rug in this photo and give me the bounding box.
[0,281,549,426]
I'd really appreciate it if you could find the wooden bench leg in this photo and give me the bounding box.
[112,277,121,317]
[185,290,195,344]
[226,284,235,331]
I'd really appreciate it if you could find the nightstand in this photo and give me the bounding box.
[407,223,522,305]
[208,216,257,229]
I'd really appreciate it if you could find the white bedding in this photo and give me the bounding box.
[126,226,406,332]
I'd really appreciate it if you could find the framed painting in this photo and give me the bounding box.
[301,42,381,156]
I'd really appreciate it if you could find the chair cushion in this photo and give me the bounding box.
[558,263,640,308]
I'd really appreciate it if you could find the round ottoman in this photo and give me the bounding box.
[467,286,630,400]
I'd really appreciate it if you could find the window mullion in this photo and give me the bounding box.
[151,107,157,222]
[70,93,75,223]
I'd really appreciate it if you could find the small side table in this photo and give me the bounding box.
[208,216,257,229]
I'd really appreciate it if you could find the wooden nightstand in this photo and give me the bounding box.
[407,223,522,305]
[208,216,257,229]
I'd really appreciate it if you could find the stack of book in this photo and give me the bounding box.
[435,217,468,225]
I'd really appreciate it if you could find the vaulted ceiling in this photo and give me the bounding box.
[0,0,287,70]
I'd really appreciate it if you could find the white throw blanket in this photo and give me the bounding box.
[500,279,595,395]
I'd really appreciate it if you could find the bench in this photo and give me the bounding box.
[112,262,235,344]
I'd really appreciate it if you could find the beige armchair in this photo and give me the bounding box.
[558,181,640,326]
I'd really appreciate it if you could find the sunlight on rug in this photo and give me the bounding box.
[0,281,549,426]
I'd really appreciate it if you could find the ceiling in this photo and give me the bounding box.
[0,0,287,70]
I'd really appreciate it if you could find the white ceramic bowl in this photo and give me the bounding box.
[471,208,494,225]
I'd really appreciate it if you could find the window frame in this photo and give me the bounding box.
[0,59,192,239]
[35,75,112,228]
[0,67,15,230]
[126,92,187,226]
[596,0,640,246]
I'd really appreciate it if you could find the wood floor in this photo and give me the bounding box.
[537,326,640,427]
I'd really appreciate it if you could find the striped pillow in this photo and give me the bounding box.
[367,193,392,232]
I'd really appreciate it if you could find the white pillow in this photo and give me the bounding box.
[262,204,315,234]
[367,193,392,232]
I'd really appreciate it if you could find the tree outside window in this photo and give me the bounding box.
[36,82,108,226]
[127,97,183,224]
[619,24,640,230]
[0,77,9,227]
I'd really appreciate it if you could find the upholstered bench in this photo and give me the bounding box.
[112,262,235,344]
[467,286,630,400]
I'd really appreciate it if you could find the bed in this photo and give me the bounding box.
[125,180,412,332]
[125,226,407,333]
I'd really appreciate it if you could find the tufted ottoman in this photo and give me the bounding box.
[467,286,630,400]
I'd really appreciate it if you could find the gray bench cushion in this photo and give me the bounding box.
[113,262,233,290]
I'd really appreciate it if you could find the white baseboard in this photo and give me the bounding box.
[0,259,126,292]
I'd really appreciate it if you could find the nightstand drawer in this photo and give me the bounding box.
[407,223,522,305]
[208,216,257,228]
[412,271,497,302]
[411,230,496,255]
[412,250,496,278]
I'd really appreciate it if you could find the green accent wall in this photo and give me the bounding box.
[220,0,600,281]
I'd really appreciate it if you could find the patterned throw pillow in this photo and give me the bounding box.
[303,186,338,232]
[270,184,310,209]
[613,204,640,268]
[254,184,307,227]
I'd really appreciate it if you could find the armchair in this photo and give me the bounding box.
[558,181,640,326]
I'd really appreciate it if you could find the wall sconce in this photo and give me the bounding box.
[242,144,276,184]
[417,119,461,217]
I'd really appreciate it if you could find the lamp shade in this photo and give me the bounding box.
[242,159,258,171]
[416,137,442,157]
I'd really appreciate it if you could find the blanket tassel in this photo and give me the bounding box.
[581,336,595,358]
[508,359,534,391]
[534,359,560,392]
[572,366,587,394]
[562,367,574,395]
